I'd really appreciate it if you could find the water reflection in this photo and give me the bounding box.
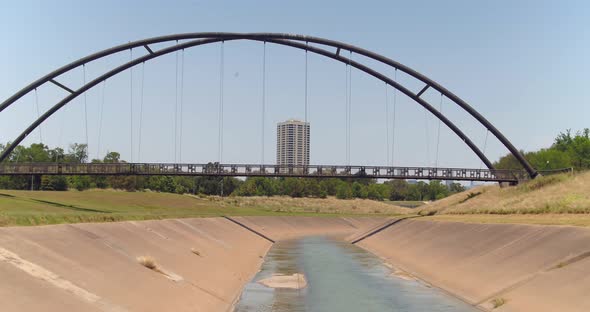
[235,236,476,312]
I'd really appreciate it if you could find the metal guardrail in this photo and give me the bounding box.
[0,162,531,183]
[537,167,575,176]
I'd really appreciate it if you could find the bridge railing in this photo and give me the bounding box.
[0,162,533,183]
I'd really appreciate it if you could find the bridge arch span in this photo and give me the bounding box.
[0,33,537,179]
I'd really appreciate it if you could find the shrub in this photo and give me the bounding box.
[491,298,506,309]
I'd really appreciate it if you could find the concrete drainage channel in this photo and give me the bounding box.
[0,216,590,311]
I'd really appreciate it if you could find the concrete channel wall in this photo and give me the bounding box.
[0,216,385,312]
[357,219,590,312]
[3,217,590,311]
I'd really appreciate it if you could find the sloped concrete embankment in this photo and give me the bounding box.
[228,216,389,241]
[0,216,384,312]
[357,219,590,312]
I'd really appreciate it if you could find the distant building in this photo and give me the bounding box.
[276,119,310,167]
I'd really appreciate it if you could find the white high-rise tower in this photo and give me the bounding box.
[276,119,310,167]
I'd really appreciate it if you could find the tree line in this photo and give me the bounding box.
[0,142,465,201]
[494,128,590,171]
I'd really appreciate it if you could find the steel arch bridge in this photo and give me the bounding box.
[0,32,539,183]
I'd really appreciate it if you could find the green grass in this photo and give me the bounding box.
[0,189,401,227]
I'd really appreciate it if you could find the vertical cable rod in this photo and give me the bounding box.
[385,83,390,165]
[304,42,308,123]
[218,41,225,163]
[435,93,443,168]
[179,49,185,163]
[97,81,106,160]
[480,130,490,170]
[347,51,352,165]
[82,64,88,156]
[391,69,397,167]
[138,63,145,162]
[344,60,349,165]
[129,49,134,163]
[261,42,266,165]
[344,62,347,165]
[174,45,179,163]
[424,109,431,166]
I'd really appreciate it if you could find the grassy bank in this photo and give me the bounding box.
[416,171,590,226]
[0,189,409,226]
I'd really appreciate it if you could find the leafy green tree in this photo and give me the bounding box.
[407,181,429,201]
[319,179,344,196]
[68,176,91,191]
[367,184,384,200]
[527,148,572,170]
[427,181,448,200]
[282,178,306,197]
[351,182,368,199]
[387,180,409,201]
[49,147,65,162]
[41,176,68,191]
[103,151,121,163]
[448,182,465,194]
[233,179,258,196]
[65,144,88,163]
[568,129,590,169]
[336,184,353,199]
[495,128,589,171]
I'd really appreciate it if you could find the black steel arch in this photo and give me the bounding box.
[0,33,537,178]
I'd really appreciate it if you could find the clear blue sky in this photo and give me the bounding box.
[0,0,588,168]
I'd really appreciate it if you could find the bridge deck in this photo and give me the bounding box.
[0,163,530,183]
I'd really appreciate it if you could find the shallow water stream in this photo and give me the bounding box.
[235,236,477,312]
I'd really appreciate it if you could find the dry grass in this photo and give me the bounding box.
[0,189,408,226]
[207,196,411,215]
[137,256,159,271]
[417,171,590,216]
[491,297,507,309]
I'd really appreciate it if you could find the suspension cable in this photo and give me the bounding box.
[16,147,21,162]
[138,62,145,163]
[57,97,65,159]
[391,69,397,166]
[218,41,225,163]
[174,45,179,163]
[344,60,349,165]
[385,83,390,166]
[34,88,43,143]
[83,64,88,155]
[424,109,431,166]
[347,51,352,165]
[261,42,266,165]
[179,49,185,163]
[480,130,490,170]
[435,93,443,168]
[129,49,134,163]
[304,42,308,123]
[97,81,106,160]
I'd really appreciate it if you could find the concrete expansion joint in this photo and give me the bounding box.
[350,215,423,244]
[222,216,275,243]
